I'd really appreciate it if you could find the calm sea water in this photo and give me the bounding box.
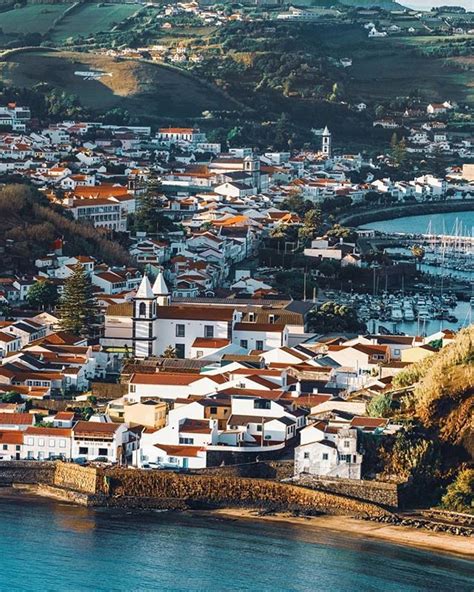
[364,211,474,237]
[0,494,473,592]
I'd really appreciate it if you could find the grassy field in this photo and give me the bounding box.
[0,4,71,34]
[0,50,230,120]
[50,3,141,42]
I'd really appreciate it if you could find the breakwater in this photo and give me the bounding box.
[339,200,474,228]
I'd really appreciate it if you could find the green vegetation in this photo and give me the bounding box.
[26,280,59,310]
[0,3,71,35]
[129,192,178,235]
[308,301,365,334]
[0,184,131,273]
[58,263,98,337]
[0,391,23,404]
[0,50,230,121]
[441,469,474,514]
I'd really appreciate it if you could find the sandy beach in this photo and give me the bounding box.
[201,508,474,559]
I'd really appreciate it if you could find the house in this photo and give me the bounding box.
[124,399,167,430]
[294,425,362,479]
[22,426,73,460]
[0,430,23,460]
[0,413,34,431]
[72,420,133,463]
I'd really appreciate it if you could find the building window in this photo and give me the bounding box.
[179,437,194,445]
[49,439,56,447]
[204,325,214,338]
[27,437,34,445]
[175,343,185,359]
[210,407,217,414]
[79,447,88,455]
[256,340,264,351]
[303,452,310,459]
[2,445,7,451]
[196,350,203,358]
[59,440,66,448]
[38,439,45,447]
[176,324,185,337]
[98,448,108,457]
[344,440,350,448]
[256,425,262,432]
[254,400,271,410]
[322,453,328,460]
[139,302,147,317]
[130,385,136,393]
[240,340,248,349]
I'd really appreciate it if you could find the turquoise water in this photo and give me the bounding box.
[0,494,473,592]
[365,211,474,237]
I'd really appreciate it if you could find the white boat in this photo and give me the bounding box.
[391,306,403,322]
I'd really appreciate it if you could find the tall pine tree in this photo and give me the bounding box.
[58,264,98,337]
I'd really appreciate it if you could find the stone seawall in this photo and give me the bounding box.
[192,460,294,481]
[0,461,55,486]
[54,462,100,495]
[294,476,400,509]
[101,468,390,518]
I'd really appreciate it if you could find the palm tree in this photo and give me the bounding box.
[163,345,177,359]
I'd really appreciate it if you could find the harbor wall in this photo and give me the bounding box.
[293,476,400,509]
[339,200,474,228]
[99,468,390,517]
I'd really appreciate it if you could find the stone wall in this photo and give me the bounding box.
[0,461,55,486]
[193,460,294,480]
[101,468,390,518]
[53,462,100,494]
[294,476,400,509]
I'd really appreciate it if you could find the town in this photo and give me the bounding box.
[0,4,472,578]
[0,95,471,513]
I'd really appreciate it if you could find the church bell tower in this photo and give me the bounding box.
[132,275,157,359]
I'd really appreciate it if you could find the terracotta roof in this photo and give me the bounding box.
[180,419,212,434]
[24,427,72,437]
[351,416,388,429]
[0,413,33,425]
[130,372,202,386]
[192,338,230,349]
[73,421,121,437]
[0,430,23,445]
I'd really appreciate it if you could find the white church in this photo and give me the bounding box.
[102,273,309,359]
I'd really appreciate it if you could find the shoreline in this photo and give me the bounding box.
[338,200,474,227]
[2,486,472,560]
[194,508,474,560]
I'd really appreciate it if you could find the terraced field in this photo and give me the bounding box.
[0,3,72,34]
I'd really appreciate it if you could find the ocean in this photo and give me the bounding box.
[362,210,474,237]
[0,494,473,592]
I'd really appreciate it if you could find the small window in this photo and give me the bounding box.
[210,407,217,414]
[303,452,309,459]
[256,425,262,432]
[254,400,271,410]
[240,340,248,349]
[176,324,185,338]
[344,440,350,448]
[322,453,329,460]
[256,340,264,351]
[139,302,147,317]
[49,439,56,447]
[98,448,108,457]
[2,445,7,451]
[204,325,214,338]
[79,447,88,455]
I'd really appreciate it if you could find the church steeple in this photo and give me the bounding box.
[133,275,157,359]
[152,270,170,306]
[322,126,332,158]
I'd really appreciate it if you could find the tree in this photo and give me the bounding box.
[0,391,23,404]
[441,469,474,514]
[367,393,394,418]
[411,244,425,270]
[163,345,177,359]
[298,207,322,242]
[308,301,365,333]
[57,264,98,337]
[390,133,407,166]
[27,280,59,310]
[130,190,177,235]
